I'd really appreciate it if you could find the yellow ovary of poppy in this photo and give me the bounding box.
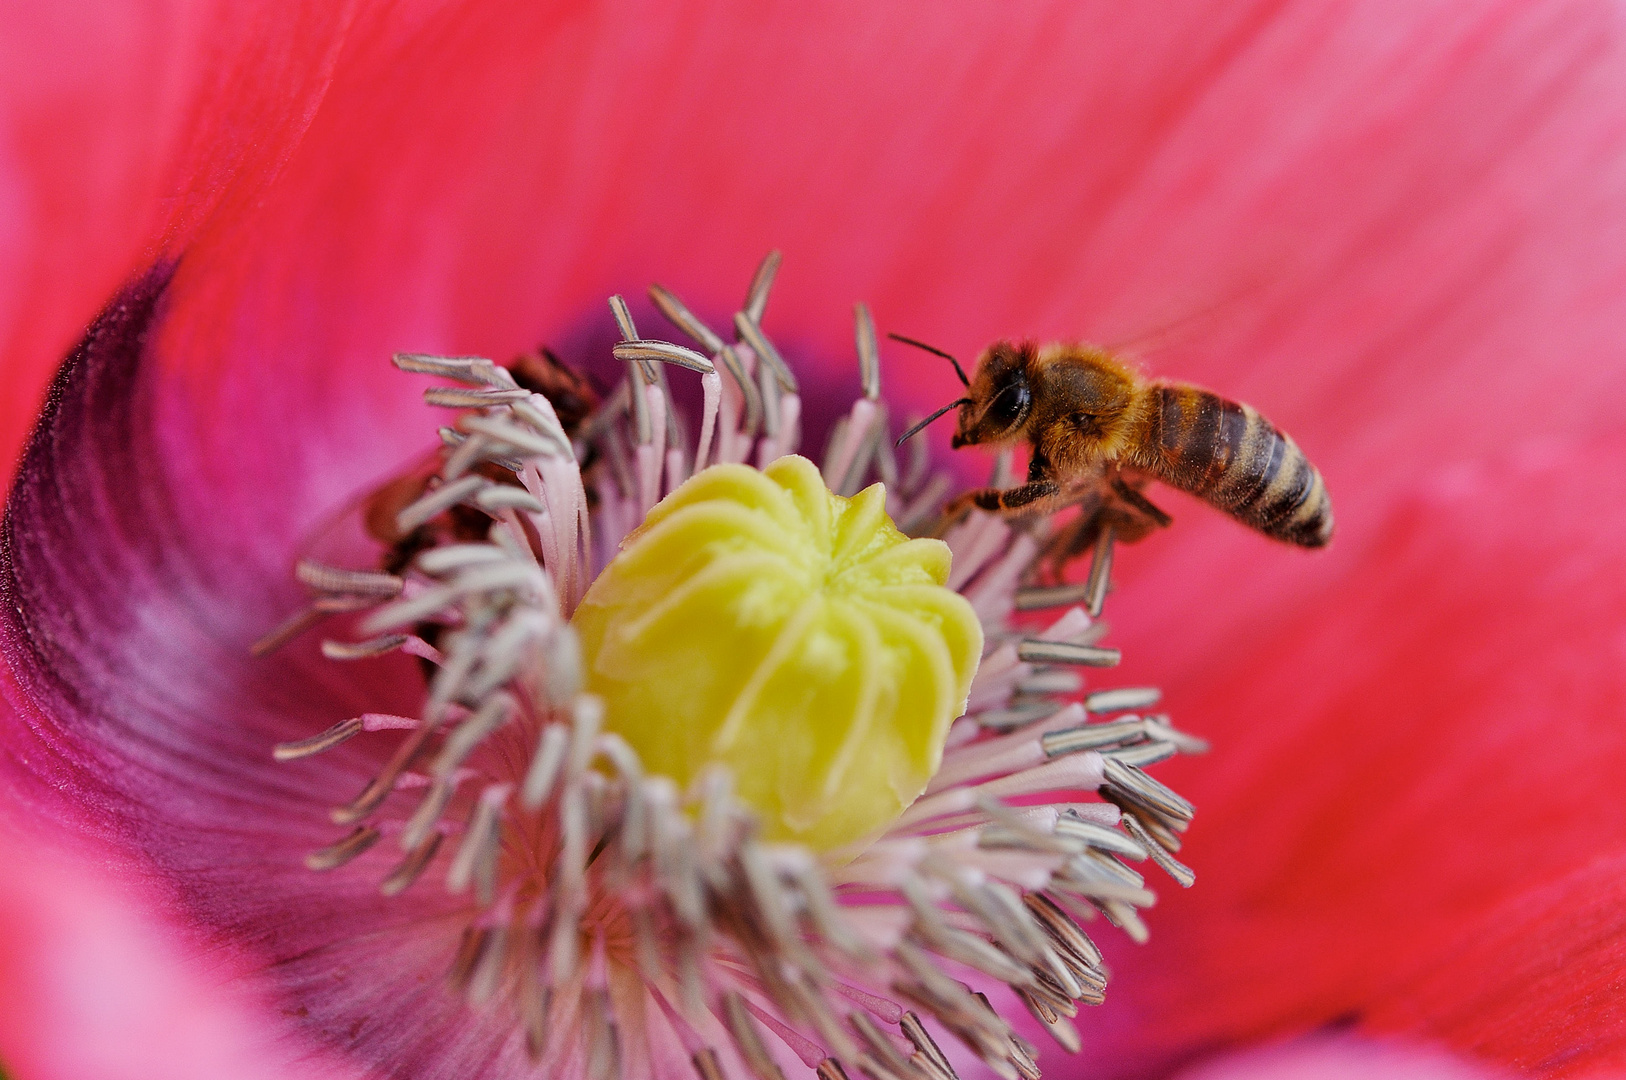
[572,455,982,852]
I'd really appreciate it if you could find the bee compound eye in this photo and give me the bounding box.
[991,381,1030,426]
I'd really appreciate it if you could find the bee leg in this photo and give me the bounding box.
[1040,481,1168,580]
[1109,476,1172,528]
[947,480,1062,517]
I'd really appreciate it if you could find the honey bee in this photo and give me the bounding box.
[259,346,601,660]
[349,346,602,575]
[895,337,1334,550]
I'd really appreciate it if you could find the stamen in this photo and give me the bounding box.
[1013,582,1092,611]
[1120,811,1196,887]
[716,343,764,437]
[422,386,530,408]
[1103,741,1178,768]
[273,717,364,761]
[1016,639,1122,667]
[433,692,516,778]
[691,1049,728,1080]
[854,303,881,402]
[321,634,409,660]
[1100,757,1196,826]
[446,783,509,897]
[743,249,782,325]
[1082,524,1116,617]
[719,991,785,1080]
[648,283,725,353]
[304,825,381,871]
[393,353,509,383]
[733,311,799,394]
[1041,718,1147,756]
[1085,686,1162,713]
[295,560,404,597]
[379,831,443,895]
[1143,713,1210,754]
[395,474,486,532]
[755,346,782,439]
[900,1012,960,1080]
[613,339,716,373]
[249,606,324,656]
[267,254,1212,1080]
[456,414,563,458]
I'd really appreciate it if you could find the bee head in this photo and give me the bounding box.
[952,341,1035,448]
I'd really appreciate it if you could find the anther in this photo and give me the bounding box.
[1120,812,1196,888]
[439,428,524,472]
[1128,810,1185,852]
[648,283,725,354]
[416,543,508,574]
[1084,525,1115,617]
[1142,713,1209,754]
[446,785,508,895]
[691,1048,728,1080]
[305,825,382,871]
[522,722,570,808]
[333,724,436,825]
[380,831,444,895]
[900,1012,959,1080]
[395,474,487,533]
[457,414,563,458]
[1024,891,1105,970]
[422,386,530,408]
[1016,639,1121,667]
[392,353,490,380]
[1095,898,1150,945]
[854,303,881,401]
[850,1011,914,1078]
[1051,814,1148,861]
[250,606,324,656]
[607,294,641,347]
[507,396,574,454]
[1041,718,1145,756]
[1100,758,1195,825]
[612,340,715,373]
[274,717,364,761]
[1084,686,1162,714]
[1102,741,1177,768]
[295,560,404,597]
[971,702,1056,732]
[473,486,545,513]
[743,249,782,325]
[400,778,455,852]
[720,991,786,1080]
[321,634,410,660]
[1015,669,1082,695]
[1013,581,1092,611]
[733,310,799,394]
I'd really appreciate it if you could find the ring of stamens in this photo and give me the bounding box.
[263,253,1207,1080]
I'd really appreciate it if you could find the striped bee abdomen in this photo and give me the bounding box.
[1141,384,1333,547]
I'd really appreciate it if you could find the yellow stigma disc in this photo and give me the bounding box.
[572,455,982,851]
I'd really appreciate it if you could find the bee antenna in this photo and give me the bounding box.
[888,333,971,388]
[896,398,973,446]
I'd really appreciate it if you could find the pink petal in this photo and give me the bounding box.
[0,0,361,483]
[3,3,1625,1077]
[1169,1033,1511,1080]
[0,826,362,1080]
[1084,435,1626,1075]
[1,275,484,1072]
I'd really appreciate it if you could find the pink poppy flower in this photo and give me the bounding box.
[4,2,1625,1078]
